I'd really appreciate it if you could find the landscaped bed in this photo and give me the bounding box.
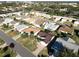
[17,35,37,52]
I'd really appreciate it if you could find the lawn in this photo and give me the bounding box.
[38,47,49,57]
[0,46,16,57]
[0,38,5,45]
[7,30,19,37]
[17,35,37,52]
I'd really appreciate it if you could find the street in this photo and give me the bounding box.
[0,30,35,57]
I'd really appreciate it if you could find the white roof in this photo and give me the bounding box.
[74,21,79,24]
[44,21,59,31]
[14,24,29,32]
[3,18,13,24]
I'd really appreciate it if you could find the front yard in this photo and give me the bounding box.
[0,46,16,57]
[7,30,19,37]
[38,47,49,57]
[17,35,38,52]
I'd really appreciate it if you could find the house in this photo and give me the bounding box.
[22,27,40,35]
[3,18,14,25]
[30,11,51,19]
[14,23,29,33]
[9,21,18,27]
[58,25,74,35]
[43,21,60,31]
[52,16,62,22]
[33,18,46,28]
[37,31,55,46]
[23,17,35,24]
[61,17,76,23]
[52,16,76,23]
[12,12,22,16]
[24,16,46,28]
[74,21,79,27]
[50,41,63,56]
[59,8,67,12]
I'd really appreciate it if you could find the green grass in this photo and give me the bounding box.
[70,35,79,44]
[0,47,16,57]
[38,47,49,57]
[17,36,37,52]
[0,38,5,45]
[60,47,79,57]
[7,30,19,37]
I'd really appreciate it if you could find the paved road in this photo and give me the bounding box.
[0,30,35,57]
[56,38,79,51]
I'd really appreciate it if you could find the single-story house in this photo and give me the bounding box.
[58,25,74,35]
[37,31,55,46]
[74,21,79,27]
[43,21,60,31]
[22,27,40,35]
[59,8,67,12]
[12,12,22,16]
[14,23,29,33]
[2,18,14,25]
[52,15,76,23]
[32,18,46,28]
[30,11,51,19]
[52,16,62,22]
[23,17,35,24]
[9,21,18,27]
[51,41,63,56]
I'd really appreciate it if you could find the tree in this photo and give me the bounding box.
[21,32,28,38]
[9,43,15,48]
[45,29,50,33]
[2,24,8,28]
[30,31,34,35]
[3,46,8,52]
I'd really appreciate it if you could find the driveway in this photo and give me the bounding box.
[0,30,35,57]
[32,42,46,56]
